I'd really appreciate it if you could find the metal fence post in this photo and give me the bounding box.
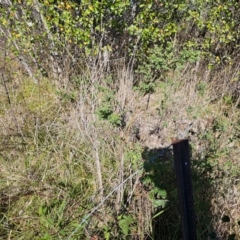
[172,139,197,240]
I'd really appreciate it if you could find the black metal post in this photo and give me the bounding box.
[172,139,197,240]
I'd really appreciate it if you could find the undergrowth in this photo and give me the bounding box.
[1,58,240,239]
[1,3,240,237]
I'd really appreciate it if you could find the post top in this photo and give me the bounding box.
[171,138,188,144]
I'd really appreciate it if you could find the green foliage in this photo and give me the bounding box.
[57,90,78,103]
[2,1,240,239]
[149,188,168,208]
[1,0,240,80]
[125,144,142,170]
[102,225,111,240]
[97,107,122,126]
[96,85,122,126]
[223,95,233,105]
[16,78,57,114]
[127,1,188,50]
[96,104,113,120]
[179,45,201,65]
[38,198,80,239]
[136,42,176,81]
[108,112,122,127]
[136,42,200,93]
[143,172,168,212]
[135,82,156,95]
[187,1,240,66]
[142,151,172,223]
[196,82,207,96]
[118,214,133,236]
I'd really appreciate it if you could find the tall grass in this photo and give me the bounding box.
[0,42,240,240]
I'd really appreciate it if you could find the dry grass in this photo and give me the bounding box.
[0,52,240,240]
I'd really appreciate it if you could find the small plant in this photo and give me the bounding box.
[223,95,233,105]
[57,90,78,103]
[196,82,207,96]
[96,104,113,120]
[96,85,122,126]
[134,81,156,95]
[108,112,122,127]
[136,42,176,83]
[118,214,134,236]
[102,225,111,240]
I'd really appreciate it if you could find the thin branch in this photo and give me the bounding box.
[0,7,37,83]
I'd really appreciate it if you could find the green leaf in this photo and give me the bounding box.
[41,233,53,240]
[108,113,121,126]
[46,217,54,225]
[118,215,133,235]
[153,199,167,208]
[104,231,110,240]
[38,206,43,216]
[152,210,165,219]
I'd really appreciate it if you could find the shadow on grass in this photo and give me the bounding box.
[141,145,218,240]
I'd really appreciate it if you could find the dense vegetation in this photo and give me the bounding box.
[0,0,240,239]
